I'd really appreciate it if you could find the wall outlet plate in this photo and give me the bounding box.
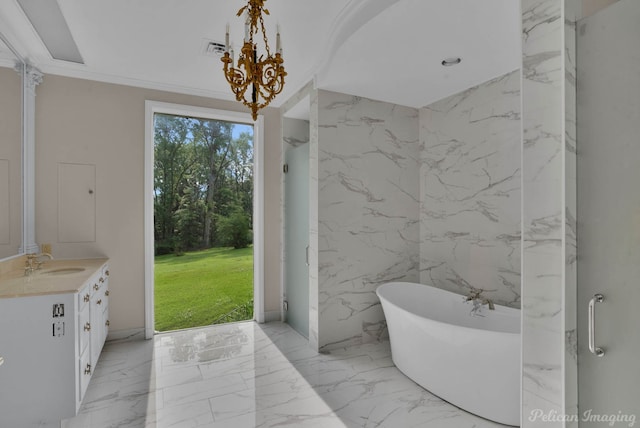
[52,321,65,337]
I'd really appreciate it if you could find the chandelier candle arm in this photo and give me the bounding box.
[244,14,250,42]
[221,0,286,121]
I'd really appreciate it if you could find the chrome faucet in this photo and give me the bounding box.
[24,252,54,276]
[465,287,495,311]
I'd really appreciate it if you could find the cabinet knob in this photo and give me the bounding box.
[105,290,110,297]
[84,322,91,332]
[97,299,102,305]
[99,277,105,283]
[105,270,110,277]
[84,294,90,302]
[93,284,99,291]
[84,364,92,375]
[105,320,110,327]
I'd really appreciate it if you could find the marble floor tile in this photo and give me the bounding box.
[62,321,512,428]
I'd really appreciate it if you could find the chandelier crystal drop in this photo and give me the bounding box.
[221,0,286,121]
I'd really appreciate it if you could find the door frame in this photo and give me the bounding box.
[144,100,265,339]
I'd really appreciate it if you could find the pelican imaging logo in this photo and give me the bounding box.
[529,409,636,426]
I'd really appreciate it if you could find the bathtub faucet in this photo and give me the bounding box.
[465,288,495,311]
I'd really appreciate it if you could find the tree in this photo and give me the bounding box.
[190,119,234,248]
[175,185,206,253]
[216,206,252,249]
[153,114,254,254]
[154,114,196,251]
[227,131,254,220]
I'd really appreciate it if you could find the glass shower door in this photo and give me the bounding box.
[284,143,309,338]
[576,0,640,422]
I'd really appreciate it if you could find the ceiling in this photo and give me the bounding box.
[0,0,521,113]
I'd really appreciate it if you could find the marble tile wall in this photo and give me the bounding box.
[565,0,579,424]
[316,90,420,350]
[283,118,310,149]
[280,81,314,115]
[308,89,320,351]
[521,0,569,426]
[419,70,522,308]
[300,8,576,416]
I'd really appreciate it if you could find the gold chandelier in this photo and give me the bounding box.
[221,0,286,121]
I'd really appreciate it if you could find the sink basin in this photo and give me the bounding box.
[43,267,86,275]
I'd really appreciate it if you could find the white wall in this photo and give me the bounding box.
[34,74,283,335]
[0,66,22,259]
[582,0,618,17]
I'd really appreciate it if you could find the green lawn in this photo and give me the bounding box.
[154,247,253,332]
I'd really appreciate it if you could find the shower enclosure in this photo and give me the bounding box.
[576,0,640,421]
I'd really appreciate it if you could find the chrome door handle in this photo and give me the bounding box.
[588,293,605,357]
[305,246,309,266]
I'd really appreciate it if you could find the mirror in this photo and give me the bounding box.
[0,35,24,260]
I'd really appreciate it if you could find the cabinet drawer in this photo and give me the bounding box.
[78,285,91,311]
[91,280,102,294]
[92,291,106,310]
[78,303,90,355]
[102,264,110,279]
[79,346,92,402]
[102,284,109,342]
[102,306,109,343]
[101,284,109,309]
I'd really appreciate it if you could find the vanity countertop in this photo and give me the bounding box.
[0,258,109,298]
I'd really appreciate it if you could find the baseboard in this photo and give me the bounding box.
[319,334,363,353]
[106,327,146,343]
[319,326,390,353]
[263,310,282,323]
[107,317,282,343]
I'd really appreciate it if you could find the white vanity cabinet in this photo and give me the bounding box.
[80,265,110,402]
[0,259,109,427]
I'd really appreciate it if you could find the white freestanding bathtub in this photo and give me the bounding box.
[377,282,520,426]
